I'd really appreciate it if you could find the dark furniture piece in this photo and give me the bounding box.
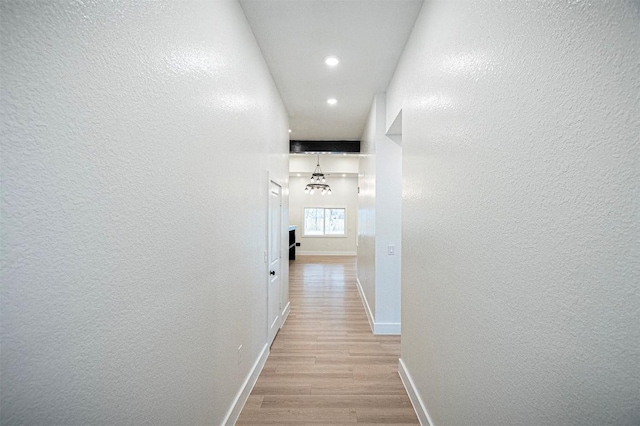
[289,226,296,260]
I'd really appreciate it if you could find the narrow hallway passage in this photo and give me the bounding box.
[237,256,418,424]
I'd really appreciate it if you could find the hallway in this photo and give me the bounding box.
[237,256,418,424]
[3,1,638,424]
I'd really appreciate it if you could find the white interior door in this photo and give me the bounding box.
[268,180,282,345]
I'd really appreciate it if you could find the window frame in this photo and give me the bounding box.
[302,206,347,238]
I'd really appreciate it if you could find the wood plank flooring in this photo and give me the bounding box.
[237,256,418,425]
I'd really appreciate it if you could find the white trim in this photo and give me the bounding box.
[281,301,291,327]
[296,251,356,256]
[355,278,401,335]
[301,234,348,238]
[374,322,401,335]
[223,343,270,426]
[398,358,435,426]
[356,277,375,333]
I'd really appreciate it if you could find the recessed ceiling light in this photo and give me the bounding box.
[327,98,337,105]
[288,129,292,133]
[324,56,340,67]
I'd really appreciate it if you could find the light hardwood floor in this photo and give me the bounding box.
[236,255,418,425]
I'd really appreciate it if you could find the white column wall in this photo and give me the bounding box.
[358,93,403,334]
[389,1,640,424]
[0,1,289,424]
[357,101,379,323]
[374,130,402,328]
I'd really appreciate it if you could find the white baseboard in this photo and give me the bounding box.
[355,277,375,333]
[398,358,434,426]
[355,277,400,335]
[281,301,291,327]
[223,343,269,426]
[296,251,356,256]
[374,322,401,335]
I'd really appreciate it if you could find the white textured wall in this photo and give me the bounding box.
[289,176,358,255]
[389,1,640,424]
[0,1,289,424]
[290,155,360,175]
[358,94,402,333]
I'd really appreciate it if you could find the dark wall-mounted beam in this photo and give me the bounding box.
[290,140,360,153]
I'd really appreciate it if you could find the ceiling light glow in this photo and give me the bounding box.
[327,98,337,105]
[324,56,340,67]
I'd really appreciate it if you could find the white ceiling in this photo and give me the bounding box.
[239,0,424,141]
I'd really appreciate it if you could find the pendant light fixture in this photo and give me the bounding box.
[304,153,332,195]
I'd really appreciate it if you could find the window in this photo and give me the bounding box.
[303,207,346,236]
